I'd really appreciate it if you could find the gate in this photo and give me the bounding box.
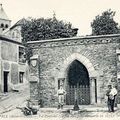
[66,84,90,105]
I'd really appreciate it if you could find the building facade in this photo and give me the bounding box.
[0,4,29,93]
[3,18,27,43]
[0,35,29,93]
[28,34,120,107]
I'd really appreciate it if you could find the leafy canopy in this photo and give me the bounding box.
[21,17,78,42]
[91,9,119,35]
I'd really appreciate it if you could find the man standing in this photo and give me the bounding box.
[109,85,117,112]
[106,85,112,112]
[57,85,66,109]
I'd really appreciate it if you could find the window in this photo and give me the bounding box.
[19,46,25,63]
[13,29,20,38]
[58,78,65,89]
[19,72,24,83]
[12,32,15,38]
[5,24,8,28]
[1,23,4,28]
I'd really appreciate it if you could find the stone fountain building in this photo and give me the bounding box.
[28,34,120,107]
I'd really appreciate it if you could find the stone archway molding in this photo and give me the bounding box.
[58,53,97,78]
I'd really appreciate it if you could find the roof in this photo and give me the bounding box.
[0,4,10,20]
[0,34,22,45]
[10,18,27,29]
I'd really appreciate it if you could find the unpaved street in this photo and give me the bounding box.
[1,107,120,120]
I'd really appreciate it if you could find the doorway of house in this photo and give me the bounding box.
[4,71,9,93]
[66,60,90,105]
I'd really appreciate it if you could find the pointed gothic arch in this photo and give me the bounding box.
[56,53,98,104]
[57,53,97,78]
[67,59,90,86]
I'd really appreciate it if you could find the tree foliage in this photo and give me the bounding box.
[21,17,78,42]
[91,9,119,35]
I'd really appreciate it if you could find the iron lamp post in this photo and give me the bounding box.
[73,85,79,111]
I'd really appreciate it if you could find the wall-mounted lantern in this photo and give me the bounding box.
[30,55,38,67]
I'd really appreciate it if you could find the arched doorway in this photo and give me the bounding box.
[56,53,98,104]
[66,60,90,105]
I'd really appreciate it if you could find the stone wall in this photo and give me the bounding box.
[11,63,19,84]
[1,41,18,62]
[28,34,120,107]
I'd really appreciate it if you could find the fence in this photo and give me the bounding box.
[66,85,90,105]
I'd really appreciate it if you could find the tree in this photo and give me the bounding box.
[91,9,119,35]
[21,17,78,42]
[21,17,78,63]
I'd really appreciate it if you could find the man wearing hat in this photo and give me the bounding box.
[106,85,112,112]
[109,84,117,112]
[106,84,117,112]
[57,84,66,109]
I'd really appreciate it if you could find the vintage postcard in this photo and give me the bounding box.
[0,0,120,120]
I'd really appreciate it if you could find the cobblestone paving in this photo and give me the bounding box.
[0,84,29,114]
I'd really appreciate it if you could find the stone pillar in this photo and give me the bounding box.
[29,79,38,100]
[29,55,39,105]
[90,77,98,104]
[90,78,95,104]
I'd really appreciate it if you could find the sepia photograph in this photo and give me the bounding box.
[0,0,120,120]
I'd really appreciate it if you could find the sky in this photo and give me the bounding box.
[1,0,120,36]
